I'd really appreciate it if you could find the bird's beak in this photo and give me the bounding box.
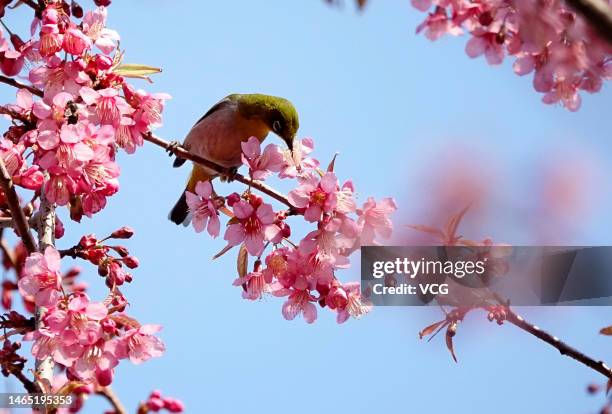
[284,138,294,156]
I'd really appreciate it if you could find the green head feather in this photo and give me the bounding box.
[233,93,300,150]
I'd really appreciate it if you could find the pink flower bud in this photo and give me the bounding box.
[163,398,185,413]
[110,226,134,239]
[64,267,81,279]
[123,256,139,269]
[150,390,162,399]
[146,397,164,411]
[71,1,84,18]
[94,54,113,71]
[96,368,114,387]
[98,263,108,277]
[112,245,129,257]
[54,216,65,239]
[226,192,240,206]
[101,318,118,334]
[0,50,25,76]
[79,234,97,249]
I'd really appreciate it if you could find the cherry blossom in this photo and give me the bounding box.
[412,0,612,110]
[185,180,220,237]
[357,197,398,245]
[241,136,284,180]
[224,195,281,256]
[17,246,62,307]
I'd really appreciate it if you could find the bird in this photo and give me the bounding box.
[168,93,299,225]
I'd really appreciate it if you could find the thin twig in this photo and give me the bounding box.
[96,387,127,414]
[504,307,612,379]
[0,75,43,98]
[566,0,612,43]
[143,133,295,211]
[12,370,40,394]
[0,158,37,253]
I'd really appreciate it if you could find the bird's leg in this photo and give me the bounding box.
[166,140,181,156]
[225,166,239,182]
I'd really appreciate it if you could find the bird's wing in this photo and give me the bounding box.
[172,95,237,168]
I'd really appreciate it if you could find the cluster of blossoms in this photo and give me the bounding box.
[0,0,181,410]
[1,0,169,216]
[412,0,612,111]
[16,233,161,383]
[186,136,397,324]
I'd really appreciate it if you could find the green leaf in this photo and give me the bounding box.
[114,63,162,82]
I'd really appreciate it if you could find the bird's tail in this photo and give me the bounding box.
[169,165,215,225]
[169,192,189,225]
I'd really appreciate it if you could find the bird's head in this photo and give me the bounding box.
[238,94,299,152]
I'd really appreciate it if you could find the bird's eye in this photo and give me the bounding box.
[272,120,282,133]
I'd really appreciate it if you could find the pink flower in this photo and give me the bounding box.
[241,136,284,180]
[62,27,92,56]
[334,282,371,324]
[123,85,171,132]
[288,172,342,222]
[82,7,120,54]
[18,246,62,307]
[224,197,280,256]
[114,324,165,365]
[465,32,505,65]
[29,61,91,100]
[80,86,133,126]
[356,197,397,245]
[39,24,62,57]
[43,171,77,206]
[279,138,319,179]
[233,261,272,300]
[185,181,220,237]
[416,8,463,41]
[274,288,317,324]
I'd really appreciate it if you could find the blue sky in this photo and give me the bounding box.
[3,0,612,413]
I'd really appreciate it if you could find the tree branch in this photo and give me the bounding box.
[142,133,295,211]
[504,307,612,378]
[95,387,127,414]
[0,159,37,253]
[0,75,43,98]
[33,188,55,391]
[566,0,612,43]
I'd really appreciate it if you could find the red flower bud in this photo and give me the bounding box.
[94,0,112,6]
[123,256,139,269]
[110,226,134,239]
[111,245,129,257]
[163,398,185,413]
[226,192,240,206]
[79,234,98,249]
[71,1,84,18]
[55,217,65,239]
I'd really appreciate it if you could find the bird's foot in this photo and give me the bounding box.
[225,167,239,182]
[166,141,180,156]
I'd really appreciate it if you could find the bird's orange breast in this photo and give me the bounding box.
[183,105,270,170]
